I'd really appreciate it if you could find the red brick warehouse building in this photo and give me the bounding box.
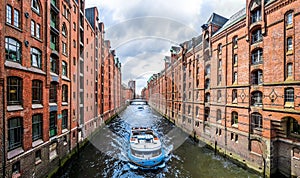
[0,0,125,177]
[145,0,300,177]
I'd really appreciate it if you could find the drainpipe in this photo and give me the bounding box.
[224,30,228,157]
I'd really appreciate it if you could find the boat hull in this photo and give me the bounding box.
[128,149,165,168]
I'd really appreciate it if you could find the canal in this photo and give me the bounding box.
[59,104,261,178]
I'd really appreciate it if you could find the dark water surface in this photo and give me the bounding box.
[59,105,260,178]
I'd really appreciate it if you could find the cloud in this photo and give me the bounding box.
[85,0,245,94]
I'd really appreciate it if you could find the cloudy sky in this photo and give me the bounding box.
[85,0,245,94]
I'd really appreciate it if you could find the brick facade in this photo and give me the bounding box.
[0,0,125,177]
[145,0,300,177]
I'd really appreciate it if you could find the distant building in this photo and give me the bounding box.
[128,80,136,99]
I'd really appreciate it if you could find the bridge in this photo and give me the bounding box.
[129,99,148,105]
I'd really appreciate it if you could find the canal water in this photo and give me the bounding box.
[59,104,261,178]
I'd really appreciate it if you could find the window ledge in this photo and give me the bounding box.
[50,72,59,77]
[62,129,69,134]
[286,25,293,30]
[7,105,23,112]
[49,151,58,161]
[32,139,43,147]
[7,147,24,159]
[32,104,43,109]
[232,124,238,128]
[35,159,42,165]
[5,61,24,70]
[5,23,22,32]
[62,102,68,106]
[62,76,70,81]
[285,102,294,108]
[49,103,57,106]
[28,67,46,75]
[285,77,294,81]
[286,50,293,55]
[12,173,21,178]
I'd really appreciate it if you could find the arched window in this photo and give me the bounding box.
[251,91,263,106]
[233,72,238,84]
[251,69,263,85]
[216,109,221,122]
[31,47,42,68]
[218,43,222,54]
[251,112,263,132]
[251,48,263,64]
[288,117,300,135]
[195,106,200,116]
[232,89,237,103]
[62,84,68,103]
[233,36,238,47]
[31,0,40,14]
[7,77,23,105]
[204,107,210,122]
[5,37,22,63]
[49,82,58,103]
[32,80,42,104]
[205,79,210,89]
[50,55,59,74]
[250,0,262,24]
[62,110,68,130]
[205,65,210,76]
[217,90,221,102]
[233,54,238,66]
[251,28,262,44]
[285,11,293,27]
[231,111,238,126]
[62,23,67,36]
[205,92,210,102]
[62,61,68,77]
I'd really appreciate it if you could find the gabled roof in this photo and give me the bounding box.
[207,13,228,27]
[213,8,246,36]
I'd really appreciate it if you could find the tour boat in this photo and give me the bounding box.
[137,106,144,110]
[128,127,165,169]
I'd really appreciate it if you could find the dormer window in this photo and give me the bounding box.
[250,0,262,24]
[31,0,40,14]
